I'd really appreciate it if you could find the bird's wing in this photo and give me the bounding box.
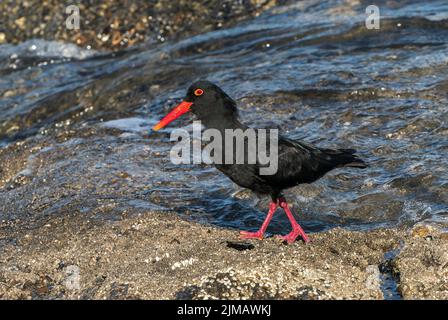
[257,136,337,187]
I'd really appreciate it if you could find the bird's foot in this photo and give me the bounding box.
[239,230,264,240]
[276,229,310,244]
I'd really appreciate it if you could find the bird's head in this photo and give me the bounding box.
[152,80,237,131]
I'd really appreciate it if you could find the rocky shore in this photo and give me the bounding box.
[1,0,448,300]
[0,126,446,300]
[1,206,448,299]
[0,0,287,50]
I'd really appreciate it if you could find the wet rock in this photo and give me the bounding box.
[109,282,130,300]
[0,0,290,50]
[439,233,448,241]
[1,199,448,300]
[177,270,280,300]
[0,106,444,300]
[0,210,396,299]
[411,225,432,238]
[395,235,448,299]
[410,224,444,240]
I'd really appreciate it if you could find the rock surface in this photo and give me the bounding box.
[0,0,287,50]
[395,225,448,300]
[1,202,447,299]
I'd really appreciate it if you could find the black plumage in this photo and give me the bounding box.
[186,81,366,196]
[154,80,367,244]
[216,137,366,199]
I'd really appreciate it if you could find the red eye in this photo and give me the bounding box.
[194,88,204,96]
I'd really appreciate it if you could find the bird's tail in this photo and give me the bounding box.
[323,148,367,169]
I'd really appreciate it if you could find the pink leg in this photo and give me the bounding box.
[276,197,310,244]
[240,201,277,240]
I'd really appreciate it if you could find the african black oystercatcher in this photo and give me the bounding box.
[153,81,367,244]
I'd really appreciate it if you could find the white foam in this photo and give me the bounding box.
[101,117,152,133]
[0,39,96,59]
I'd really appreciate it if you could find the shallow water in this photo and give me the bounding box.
[1,0,447,234]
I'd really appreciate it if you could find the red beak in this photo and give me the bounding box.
[152,101,193,131]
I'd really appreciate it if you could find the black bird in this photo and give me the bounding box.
[153,81,366,244]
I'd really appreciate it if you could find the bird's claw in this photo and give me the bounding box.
[276,230,310,244]
[239,230,264,240]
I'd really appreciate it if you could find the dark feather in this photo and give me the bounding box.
[216,136,366,197]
